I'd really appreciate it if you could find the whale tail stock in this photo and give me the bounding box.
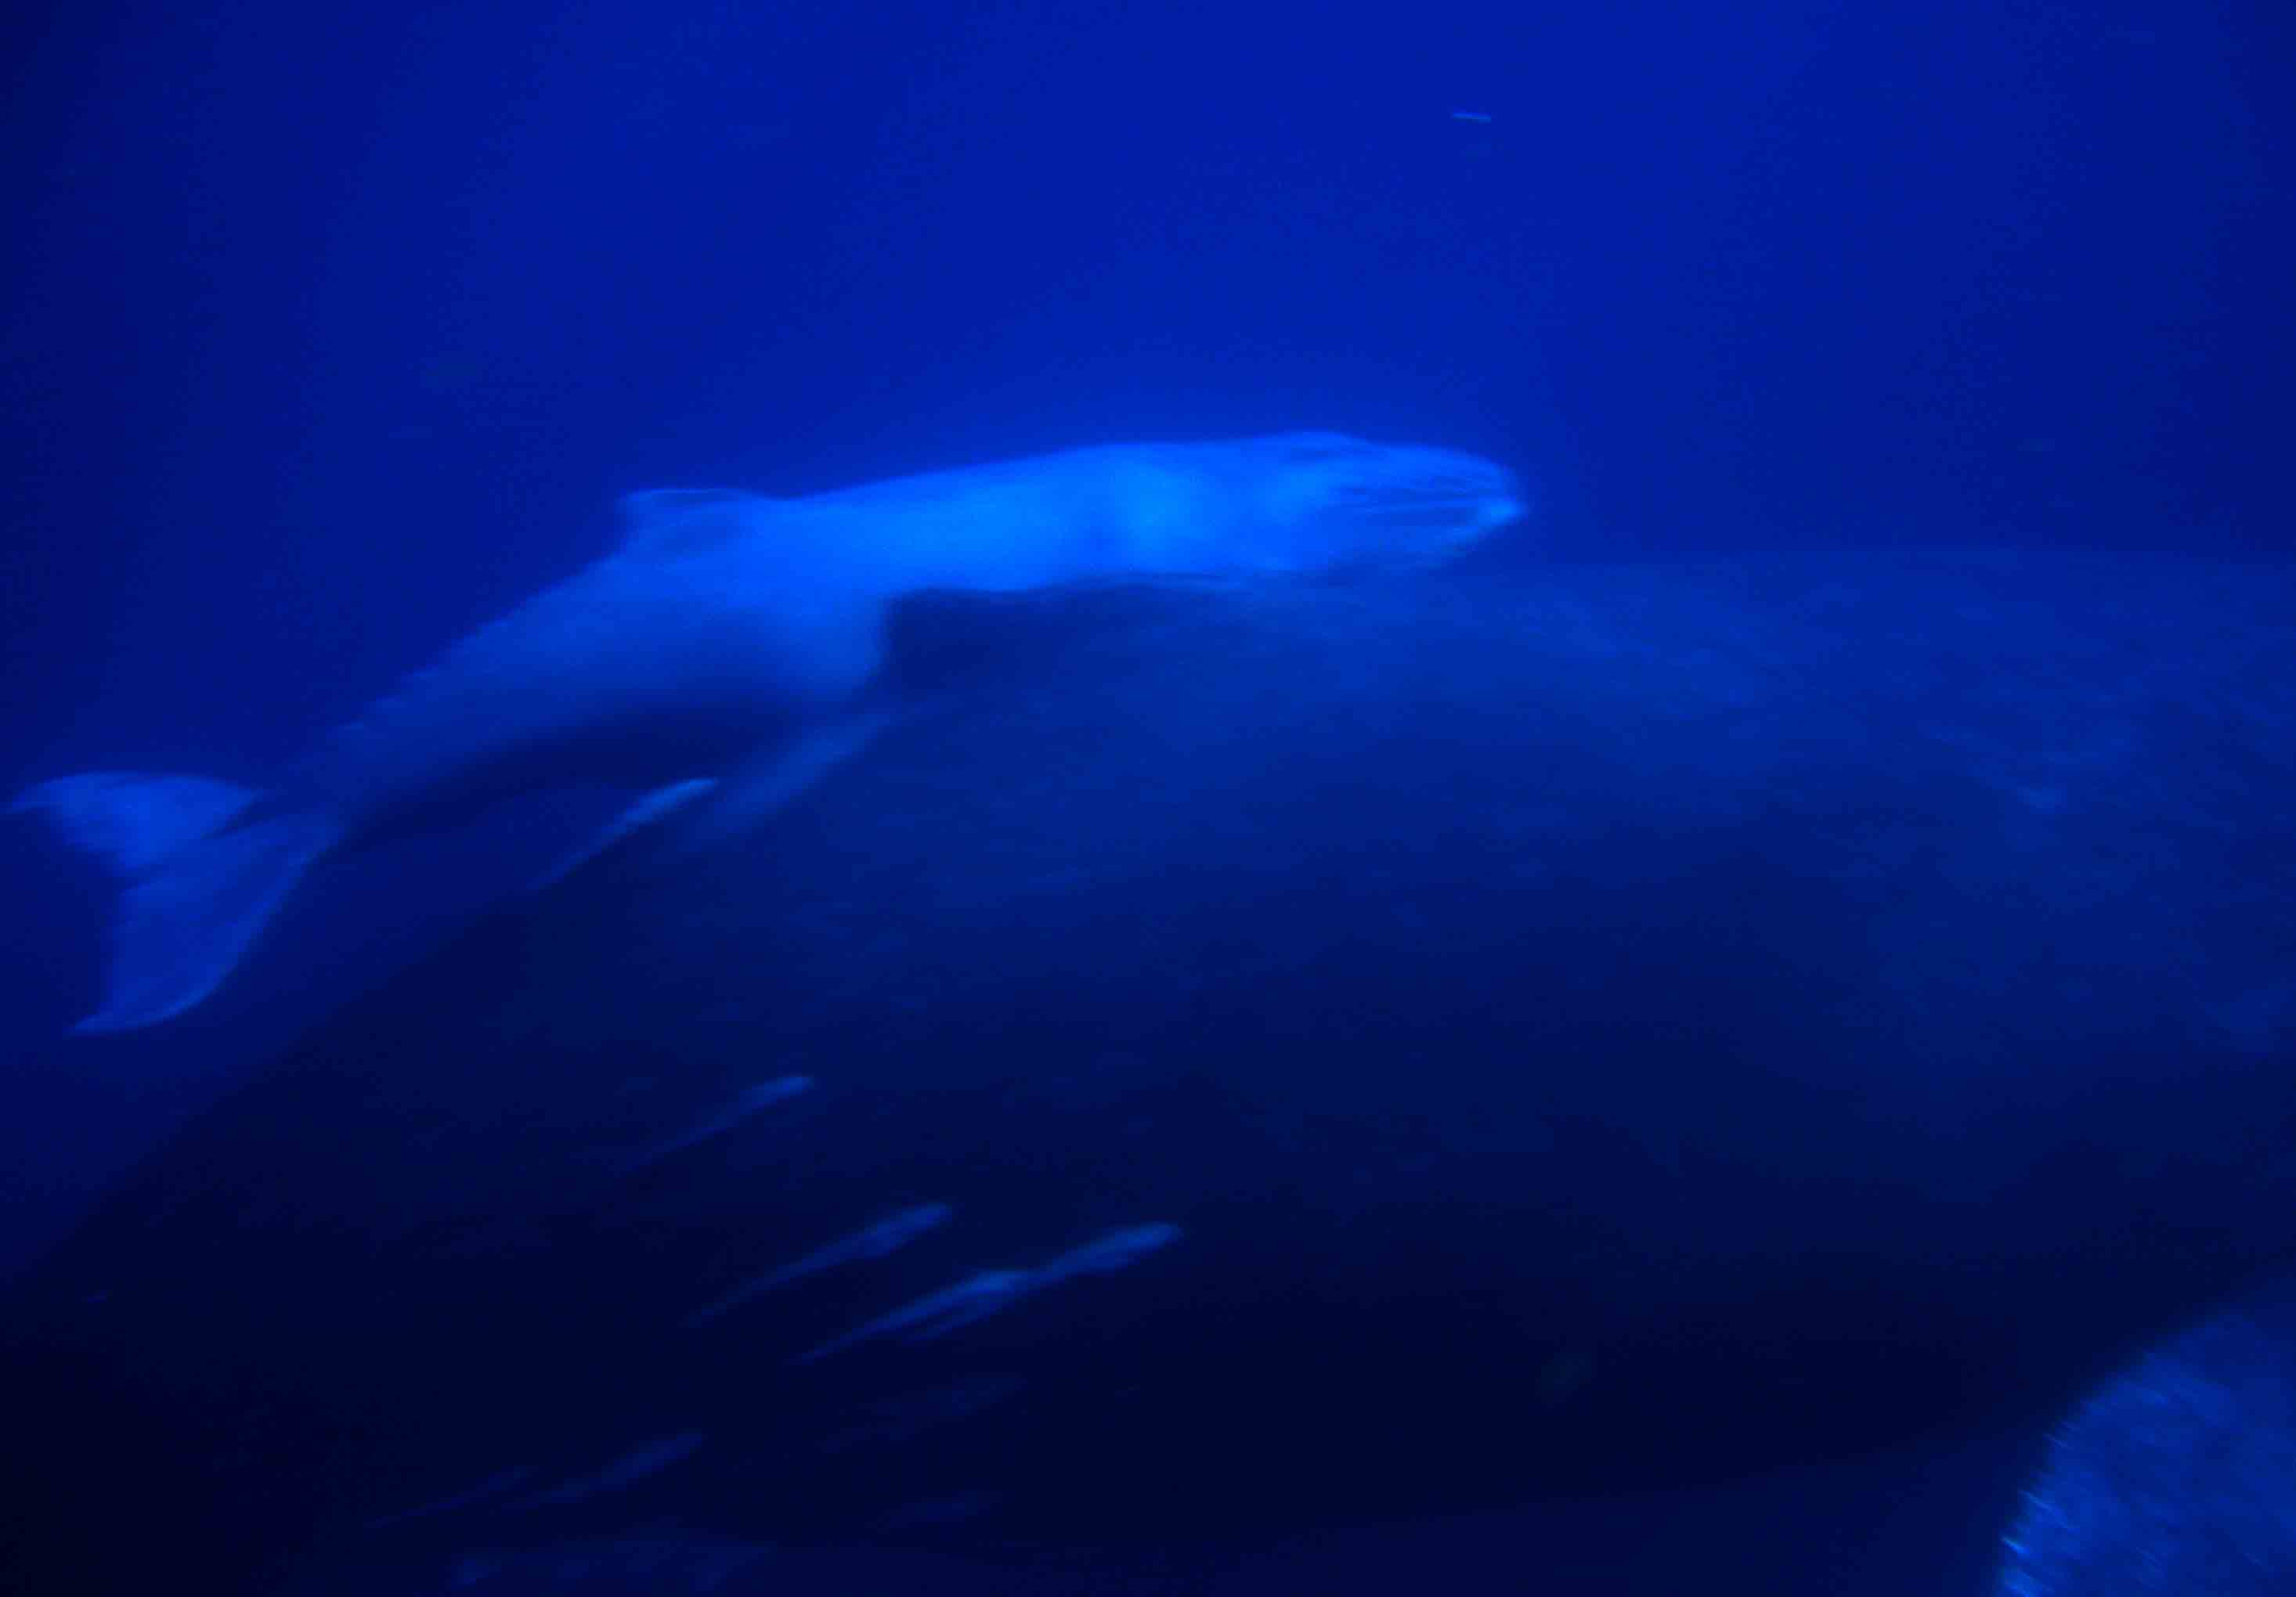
[11,773,341,1034]
[15,723,890,1035]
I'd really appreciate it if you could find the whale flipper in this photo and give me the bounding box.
[679,708,897,850]
[531,779,720,892]
[13,773,341,1033]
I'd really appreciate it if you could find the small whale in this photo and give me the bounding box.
[13,434,1523,1033]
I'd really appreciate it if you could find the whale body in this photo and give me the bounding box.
[5,551,2294,1595]
[15,434,1523,1033]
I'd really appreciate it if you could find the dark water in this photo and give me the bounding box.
[4,0,2293,1592]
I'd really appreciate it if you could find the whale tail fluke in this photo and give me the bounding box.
[12,773,340,1033]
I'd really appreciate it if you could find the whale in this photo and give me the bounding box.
[5,550,2293,1595]
[13,432,1525,1034]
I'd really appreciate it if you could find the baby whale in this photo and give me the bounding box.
[16,433,1525,1033]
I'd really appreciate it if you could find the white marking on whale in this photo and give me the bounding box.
[684,1201,954,1328]
[363,1464,536,1530]
[797,1220,1183,1364]
[508,1430,706,1511]
[607,1073,814,1174]
[13,433,1525,1033]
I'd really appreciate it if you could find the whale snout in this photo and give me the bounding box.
[1415,460,1529,561]
[1478,480,1529,532]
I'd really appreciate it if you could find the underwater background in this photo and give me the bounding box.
[3,0,2293,1592]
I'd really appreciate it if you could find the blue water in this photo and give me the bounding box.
[3,0,2292,1592]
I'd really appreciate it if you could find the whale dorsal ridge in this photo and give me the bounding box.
[616,488,776,556]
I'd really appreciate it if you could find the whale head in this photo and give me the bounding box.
[1237,431,1527,575]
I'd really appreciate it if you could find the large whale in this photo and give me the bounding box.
[5,550,2292,1596]
[13,433,1524,1033]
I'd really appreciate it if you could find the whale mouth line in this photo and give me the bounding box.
[1351,492,1502,518]
[1331,478,1525,535]
[1333,490,1525,564]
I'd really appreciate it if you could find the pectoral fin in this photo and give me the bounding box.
[531,778,721,892]
[691,709,898,845]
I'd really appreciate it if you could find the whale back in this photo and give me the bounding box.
[779,433,1527,598]
[276,435,1518,839]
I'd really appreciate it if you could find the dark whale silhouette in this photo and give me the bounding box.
[6,549,2291,1595]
